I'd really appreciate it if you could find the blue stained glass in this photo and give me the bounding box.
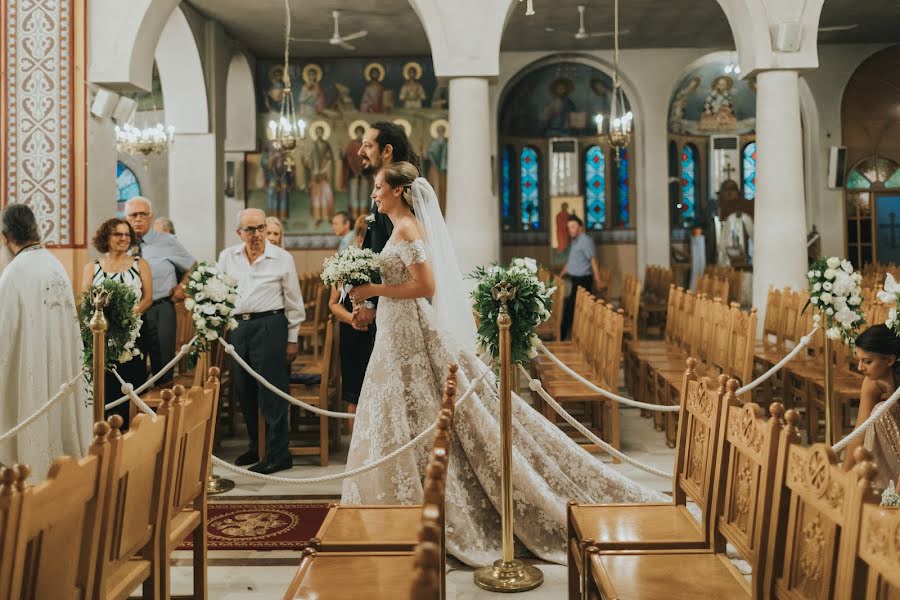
[884,168,900,189]
[501,148,512,222]
[520,147,540,230]
[116,161,142,217]
[617,148,630,226]
[680,145,697,227]
[585,146,606,230]
[742,142,757,200]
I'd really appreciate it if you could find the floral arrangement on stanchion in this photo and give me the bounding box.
[806,256,865,344]
[470,257,555,365]
[184,261,239,366]
[877,274,900,334]
[321,246,381,302]
[78,280,142,377]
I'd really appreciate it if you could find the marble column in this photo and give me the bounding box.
[168,133,218,262]
[445,77,499,275]
[752,70,808,322]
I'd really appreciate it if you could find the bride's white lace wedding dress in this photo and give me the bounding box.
[340,237,664,566]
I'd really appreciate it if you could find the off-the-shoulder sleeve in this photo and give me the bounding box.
[399,239,428,266]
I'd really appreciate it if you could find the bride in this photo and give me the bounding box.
[342,162,663,566]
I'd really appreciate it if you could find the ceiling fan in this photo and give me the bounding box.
[290,10,368,51]
[575,5,629,40]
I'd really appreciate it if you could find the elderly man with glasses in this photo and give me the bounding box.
[124,197,196,385]
[217,208,305,474]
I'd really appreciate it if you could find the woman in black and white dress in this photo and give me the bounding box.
[81,217,152,428]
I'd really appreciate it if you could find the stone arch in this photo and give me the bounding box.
[225,52,256,152]
[155,5,208,134]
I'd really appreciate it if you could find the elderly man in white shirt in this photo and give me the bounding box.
[218,208,305,474]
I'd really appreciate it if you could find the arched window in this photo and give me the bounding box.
[584,145,606,230]
[616,149,631,226]
[501,146,513,229]
[116,161,142,217]
[520,146,541,230]
[742,142,757,200]
[680,144,697,227]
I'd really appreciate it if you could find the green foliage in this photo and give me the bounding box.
[78,279,142,378]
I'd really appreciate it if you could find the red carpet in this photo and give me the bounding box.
[178,500,331,551]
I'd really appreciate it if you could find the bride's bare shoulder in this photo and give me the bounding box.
[393,217,425,243]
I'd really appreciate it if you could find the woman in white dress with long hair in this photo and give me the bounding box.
[342,162,663,566]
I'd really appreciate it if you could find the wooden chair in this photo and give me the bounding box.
[155,370,221,600]
[94,412,170,600]
[620,274,641,341]
[0,466,27,600]
[5,423,112,600]
[297,283,330,365]
[566,367,730,599]
[853,500,900,597]
[580,400,785,600]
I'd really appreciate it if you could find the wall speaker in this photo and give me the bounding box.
[89,88,119,119]
[772,21,803,53]
[112,96,137,124]
[827,146,847,189]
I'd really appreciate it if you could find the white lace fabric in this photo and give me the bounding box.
[341,239,665,566]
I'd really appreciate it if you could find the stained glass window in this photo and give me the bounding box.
[680,145,697,227]
[848,157,900,190]
[116,161,141,217]
[520,146,540,230]
[585,145,606,230]
[617,148,630,226]
[501,147,512,225]
[742,142,757,200]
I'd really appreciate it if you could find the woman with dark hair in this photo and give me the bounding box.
[81,218,153,428]
[843,324,900,492]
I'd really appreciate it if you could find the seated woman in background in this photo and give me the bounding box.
[81,218,152,429]
[327,215,373,432]
[266,216,284,248]
[843,324,900,493]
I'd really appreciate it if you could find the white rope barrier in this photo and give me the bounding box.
[536,342,679,412]
[518,365,671,479]
[104,337,198,410]
[831,387,900,453]
[0,369,87,442]
[735,325,819,396]
[110,369,159,422]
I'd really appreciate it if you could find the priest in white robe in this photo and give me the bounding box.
[0,204,91,479]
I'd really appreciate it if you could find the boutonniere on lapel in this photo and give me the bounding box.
[365,213,376,224]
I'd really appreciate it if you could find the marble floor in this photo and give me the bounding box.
[167,407,675,599]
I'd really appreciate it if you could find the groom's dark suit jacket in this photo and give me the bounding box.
[363,209,393,255]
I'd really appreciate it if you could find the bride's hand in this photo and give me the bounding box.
[349,283,377,302]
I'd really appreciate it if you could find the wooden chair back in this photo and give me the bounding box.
[779,290,803,346]
[0,466,27,600]
[94,412,169,598]
[10,423,112,600]
[711,391,785,598]
[855,502,900,598]
[761,286,782,344]
[726,304,758,386]
[709,298,734,375]
[621,275,641,339]
[765,423,881,599]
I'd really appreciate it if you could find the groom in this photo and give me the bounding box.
[351,121,421,333]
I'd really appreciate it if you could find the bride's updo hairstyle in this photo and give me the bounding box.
[381,161,420,211]
[856,324,900,379]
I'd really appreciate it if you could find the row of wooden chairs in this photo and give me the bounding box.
[0,371,221,600]
[535,271,566,342]
[283,364,459,600]
[625,285,757,447]
[567,359,894,599]
[695,273,730,306]
[620,274,641,340]
[531,289,623,457]
[703,264,743,304]
[638,265,674,335]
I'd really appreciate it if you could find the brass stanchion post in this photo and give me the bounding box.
[89,289,110,424]
[474,282,544,593]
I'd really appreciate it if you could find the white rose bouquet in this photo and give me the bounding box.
[185,261,239,365]
[806,256,865,345]
[877,273,900,334]
[321,246,381,302]
[470,257,555,365]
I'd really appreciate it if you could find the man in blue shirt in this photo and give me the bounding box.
[125,197,196,384]
[560,214,605,339]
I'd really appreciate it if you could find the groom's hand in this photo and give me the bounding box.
[353,305,376,329]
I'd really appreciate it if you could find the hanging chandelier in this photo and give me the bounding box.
[115,121,174,156]
[266,0,306,173]
[596,0,633,162]
[520,0,535,15]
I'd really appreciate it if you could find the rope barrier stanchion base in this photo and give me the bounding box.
[207,474,236,495]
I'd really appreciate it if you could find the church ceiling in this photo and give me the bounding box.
[187,0,899,59]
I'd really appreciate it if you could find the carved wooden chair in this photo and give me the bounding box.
[580,399,785,600]
[94,412,170,600]
[853,501,900,597]
[0,465,28,600]
[566,368,730,599]
[5,422,112,600]
[155,370,221,600]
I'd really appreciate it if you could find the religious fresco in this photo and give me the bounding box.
[248,56,450,241]
[668,60,756,135]
[499,62,624,138]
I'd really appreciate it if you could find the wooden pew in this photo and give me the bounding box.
[853,500,900,597]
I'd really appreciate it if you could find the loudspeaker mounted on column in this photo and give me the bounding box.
[827,146,847,189]
[112,96,138,125]
[90,88,119,119]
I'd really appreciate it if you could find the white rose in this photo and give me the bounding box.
[826,257,841,269]
[807,270,815,279]
[849,295,861,306]
[523,257,538,273]
[228,318,239,329]
[826,307,835,316]
[124,340,134,350]
[226,294,237,304]
[191,271,202,281]
[840,260,853,273]
[811,296,820,305]
[195,317,207,329]
[887,308,898,329]
[820,292,833,304]
[815,271,822,278]
[118,351,133,363]
[195,292,206,301]
[210,317,222,327]
[184,298,195,311]
[203,304,217,315]
[197,265,207,274]
[825,327,842,340]
[822,281,833,291]
[823,269,837,280]
[813,283,821,292]
[206,330,219,340]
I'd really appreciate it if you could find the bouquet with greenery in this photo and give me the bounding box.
[321,246,381,302]
[78,279,142,377]
[184,261,239,364]
[882,481,900,507]
[806,256,864,345]
[470,257,554,365]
